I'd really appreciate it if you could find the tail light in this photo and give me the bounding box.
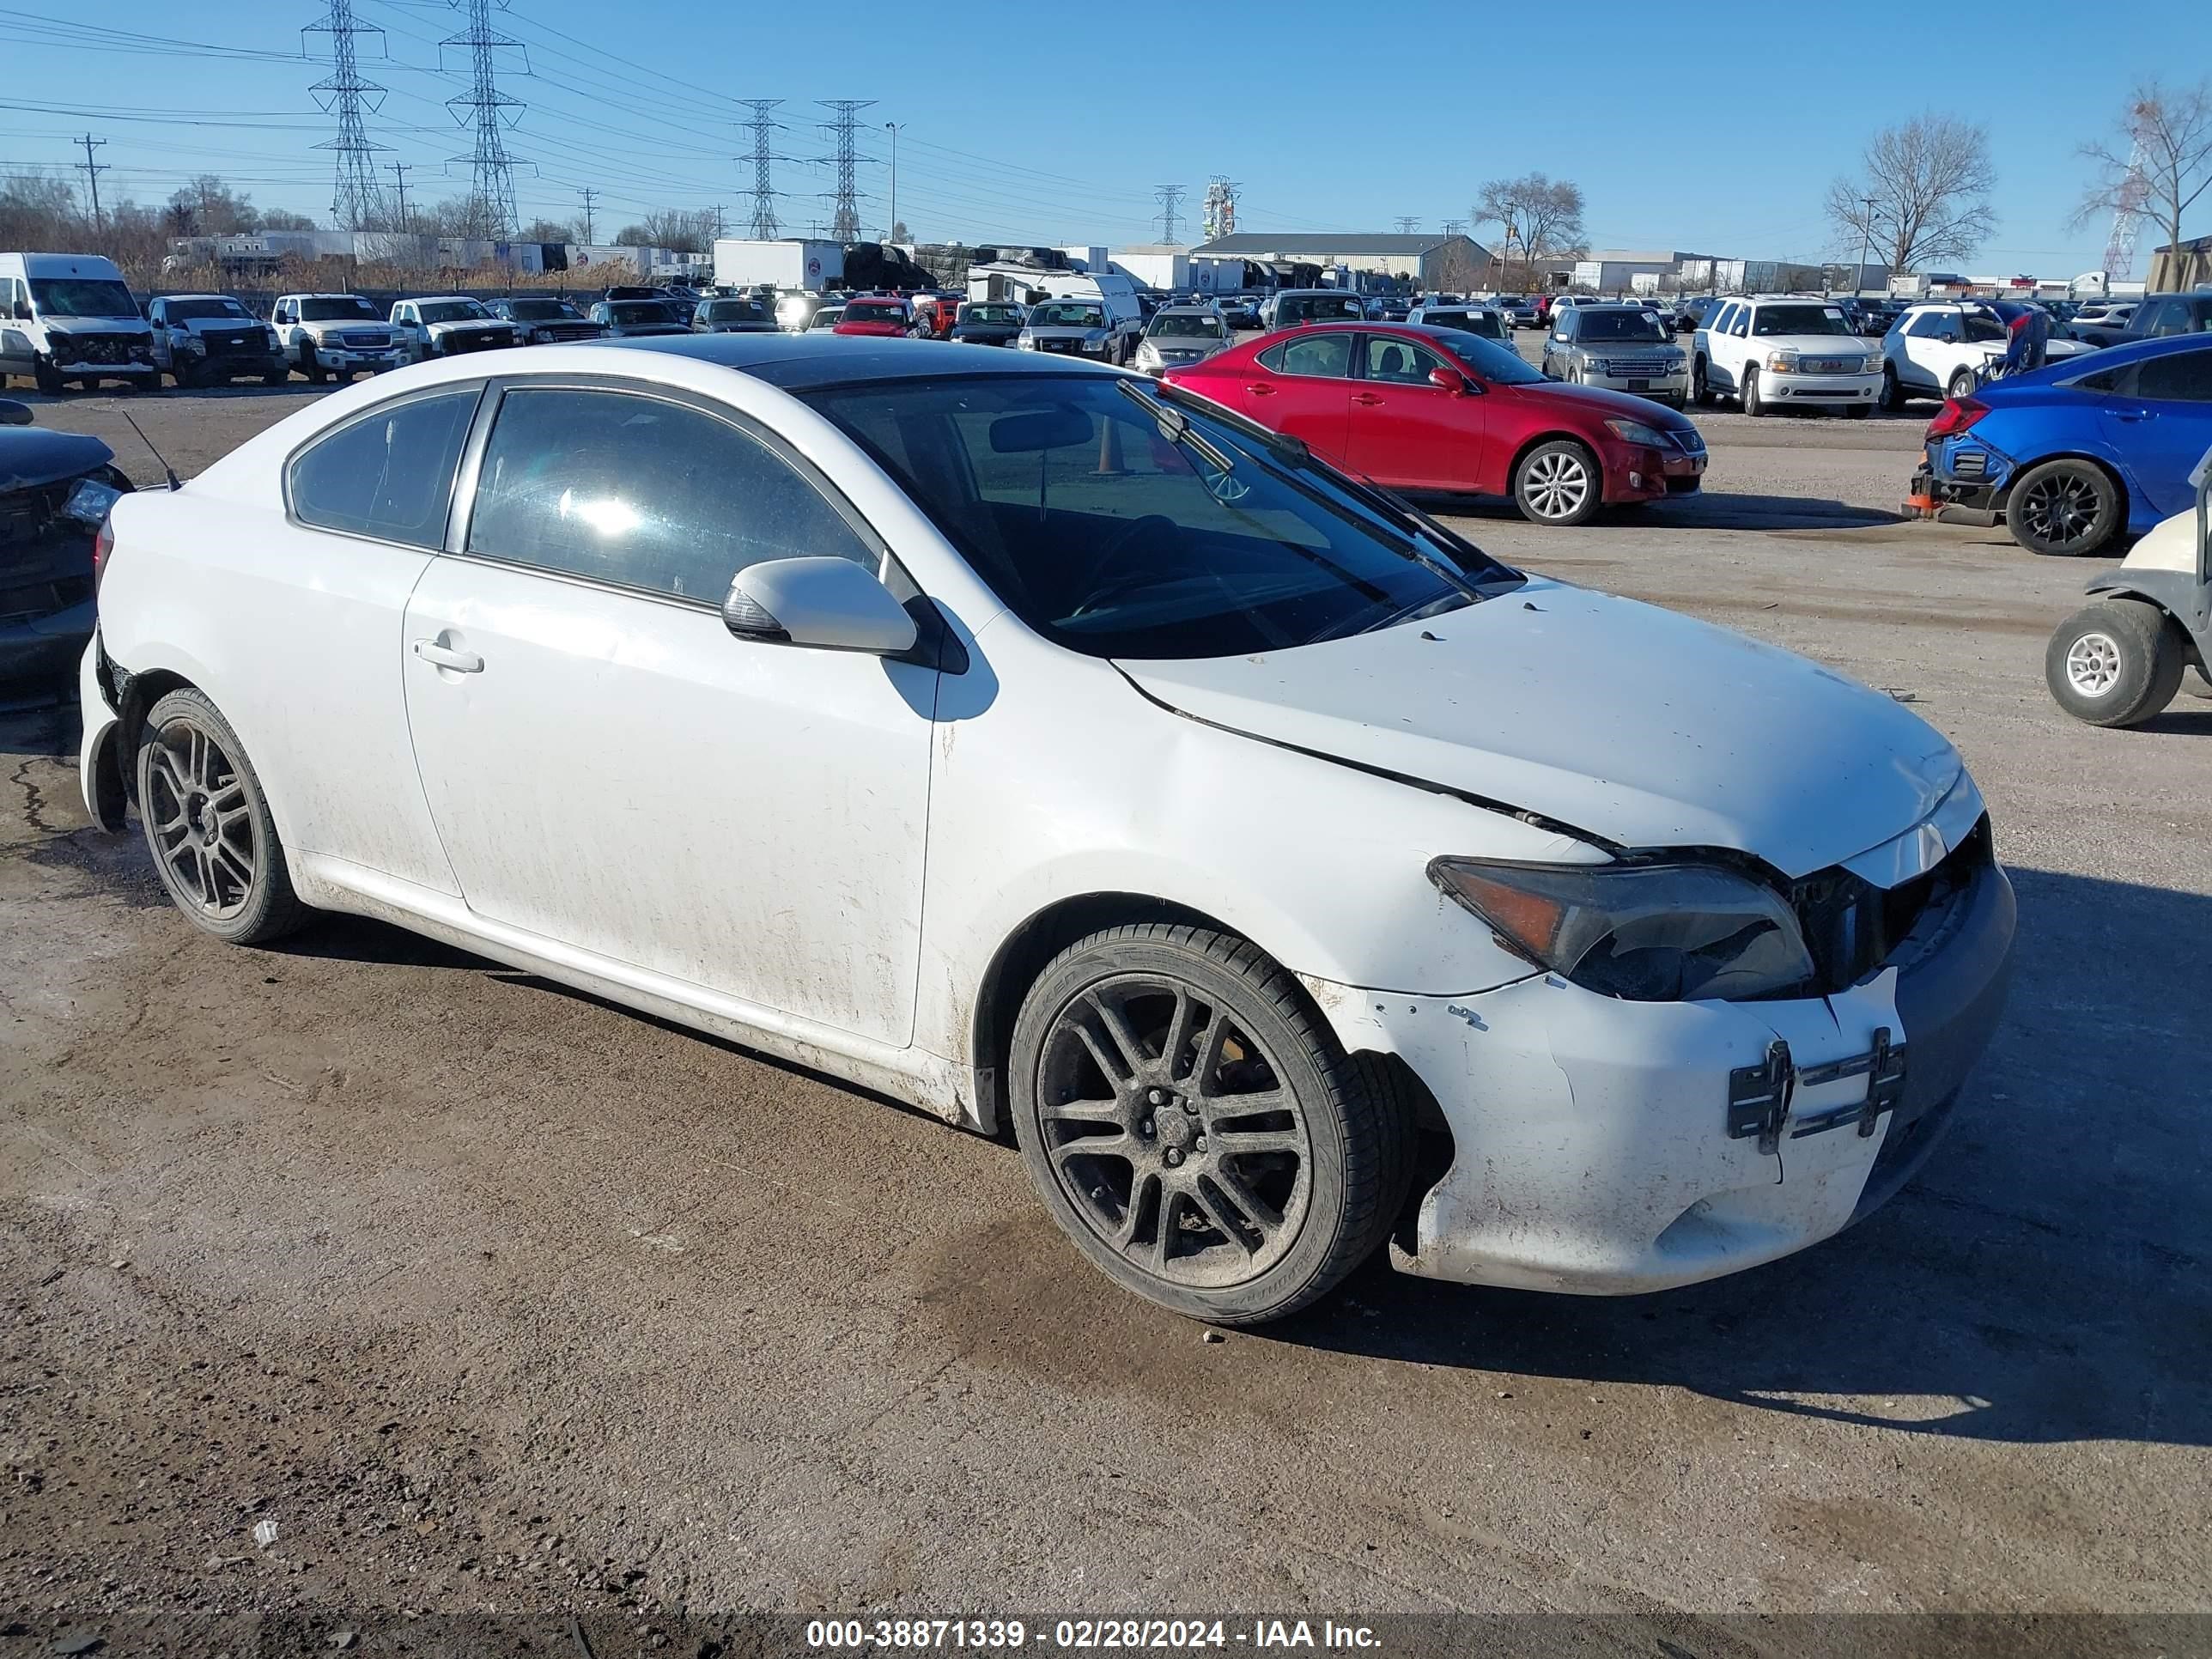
[93,515,115,593]
[1925,396,1987,440]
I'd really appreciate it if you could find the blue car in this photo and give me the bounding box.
[1922,333,2212,556]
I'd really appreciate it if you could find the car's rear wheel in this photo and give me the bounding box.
[1513,439,1602,526]
[136,690,311,945]
[1008,924,1411,1326]
[2045,600,2185,726]
[2006,459,2121,556]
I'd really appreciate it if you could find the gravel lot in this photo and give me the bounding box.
[3,361,2209,1649]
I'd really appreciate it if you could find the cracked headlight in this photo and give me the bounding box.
[1427,857,1815,1002]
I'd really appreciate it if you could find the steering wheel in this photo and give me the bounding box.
[1067,514,1177,617]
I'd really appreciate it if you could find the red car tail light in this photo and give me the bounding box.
[1925,396,1987,440]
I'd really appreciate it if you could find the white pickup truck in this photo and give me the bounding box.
[1692,296,1883,418]
[270,293,406,384]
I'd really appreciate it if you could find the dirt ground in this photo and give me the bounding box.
[3,368,2209,1654]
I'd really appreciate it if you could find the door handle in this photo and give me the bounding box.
[1244,382,1275,395]
[1352,392,1385,405]
[2111,408,2155,422]
[412,638,483,673]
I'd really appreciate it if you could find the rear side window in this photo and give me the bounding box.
[2135,348,2212,404]
[464,386,876,603]
[1261,334,1353,378]
[287,387,481,549]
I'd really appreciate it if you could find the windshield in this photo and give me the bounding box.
[1031,302,1105,328]
[1425,309,1501,338]
[1278,294,1365,324]
[841,301,905,323]
[800,374,1522,660]
[1430,329,1546,386]
[419,300,489,324]
[1752,303,1852,337]
[609,301,674,324]
[164,298,250,322]
[701,300,767,321]
[1147,313,1226,338]
[505,299,580,320]
[28,278,139,319]
[300,296,380,322]
[809,308,844,327]
[962,304,1020,325]
[1577,310,1668,343]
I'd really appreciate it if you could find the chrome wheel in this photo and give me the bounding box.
[2019,471,2101,550]
[1522,450,1592,520]
[144,717,259,920]
[2063,630,2122,697]
[1036,976,1311,1291]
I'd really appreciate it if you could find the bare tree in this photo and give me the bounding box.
[1824,115,1997,274]
[1474,173,1585,283]
[2072,78,2212,268]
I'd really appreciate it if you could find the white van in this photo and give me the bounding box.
[0,252,158,393]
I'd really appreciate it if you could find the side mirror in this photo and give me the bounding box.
[723,556,918,656]
[0,399,33,426]
[1427,366,1471,396]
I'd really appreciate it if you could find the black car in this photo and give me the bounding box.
[0,398,131,684]
[486,296,604,343]
[690,296,778,334]
[2074,292,2212,349]
[1215,295,1261,331]
[1674,295,1722,334]
[948,301,1026,347]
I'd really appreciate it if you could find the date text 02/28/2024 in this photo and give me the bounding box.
[804,1619,1382,1650]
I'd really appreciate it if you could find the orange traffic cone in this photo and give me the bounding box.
[1095,416,1127,477]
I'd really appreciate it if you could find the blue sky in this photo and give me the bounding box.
[6,0,2210,277]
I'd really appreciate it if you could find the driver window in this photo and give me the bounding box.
[1728,310,1750,337]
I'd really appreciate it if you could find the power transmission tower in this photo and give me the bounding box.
[1154,183,1185,244]
[709,204,726,239]
[388,161,412,228]
[73,134,108,229]
[577,185,596,242]
[1200,176,1239,241]
[1442,219,1466,237]
[2103,129,2150,280]
[816,100,874,242]
[737,100,790,240]
[1394,216,1420,235]
[441,0,526,240]
[303,0,387,230]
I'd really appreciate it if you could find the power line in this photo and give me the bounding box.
[816,100,873,243]
[302,0,387,230]
[441,0,524,238]
[1153,182,1184,244]
[736,99,787,240]
[73,131,106,227]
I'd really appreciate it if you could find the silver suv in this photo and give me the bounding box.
[1541,302,1690,407]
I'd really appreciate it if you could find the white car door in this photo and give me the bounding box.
[1899,312,1961,391]
[400,378,939,1045]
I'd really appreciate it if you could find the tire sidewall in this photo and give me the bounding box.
[1008,933,1360,1324]
[1515,439,1601,526]
[135,689,298,945]
[2044,600,2181,726]
[2007,460,2118,556]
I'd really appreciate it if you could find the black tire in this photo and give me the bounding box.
[1946,367,1977,401]
[1741,365,1765,416]
[1692,356,1713,407]
[2044,600,2185,726]
[1881,362,1907,411]
[170,360,198,391]
[300,348,327,385]
[33,356,64,395]
[1513,438,1603,526]
[1008,923,1412,1326]
[2005,459,2123,557]
[135,689,312,945]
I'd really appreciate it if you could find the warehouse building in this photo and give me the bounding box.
[1189,232,1492,291]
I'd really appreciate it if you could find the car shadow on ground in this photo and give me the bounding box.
[1268,864,2212,1447]
[1407,489,1899,533]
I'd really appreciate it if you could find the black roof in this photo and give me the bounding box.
[580,331,1119,391]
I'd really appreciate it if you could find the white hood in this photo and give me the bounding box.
[1115,579,1963,879]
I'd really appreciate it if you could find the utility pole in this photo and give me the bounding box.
[1153,182,1185,244]
[388,161,412,228]
[75,134,108,230]
[884,122,898,241]
[578,185,596,242]
[1857,194,1876,296]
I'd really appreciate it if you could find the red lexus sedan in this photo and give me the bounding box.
[1161,322,1706,526]
[833,295,916,338]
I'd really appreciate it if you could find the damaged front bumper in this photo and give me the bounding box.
[1308,836,2017,1295]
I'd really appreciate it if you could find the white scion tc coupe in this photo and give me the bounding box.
[79,335,2016,1325]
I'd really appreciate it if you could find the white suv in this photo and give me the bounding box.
[1879,301,2094,409]
[1692,296,1882,417]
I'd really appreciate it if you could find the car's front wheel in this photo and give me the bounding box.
[2045,599,2185,726]
[2006,459,2121,556]
[1692,356,1713,406]
[1946,367,1978,400]
[136,689,311,945]
[1009,924,1411,1326]
[1741,366,1766,416]
[1513,439,1602,526]
[1881,362,1907,411]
